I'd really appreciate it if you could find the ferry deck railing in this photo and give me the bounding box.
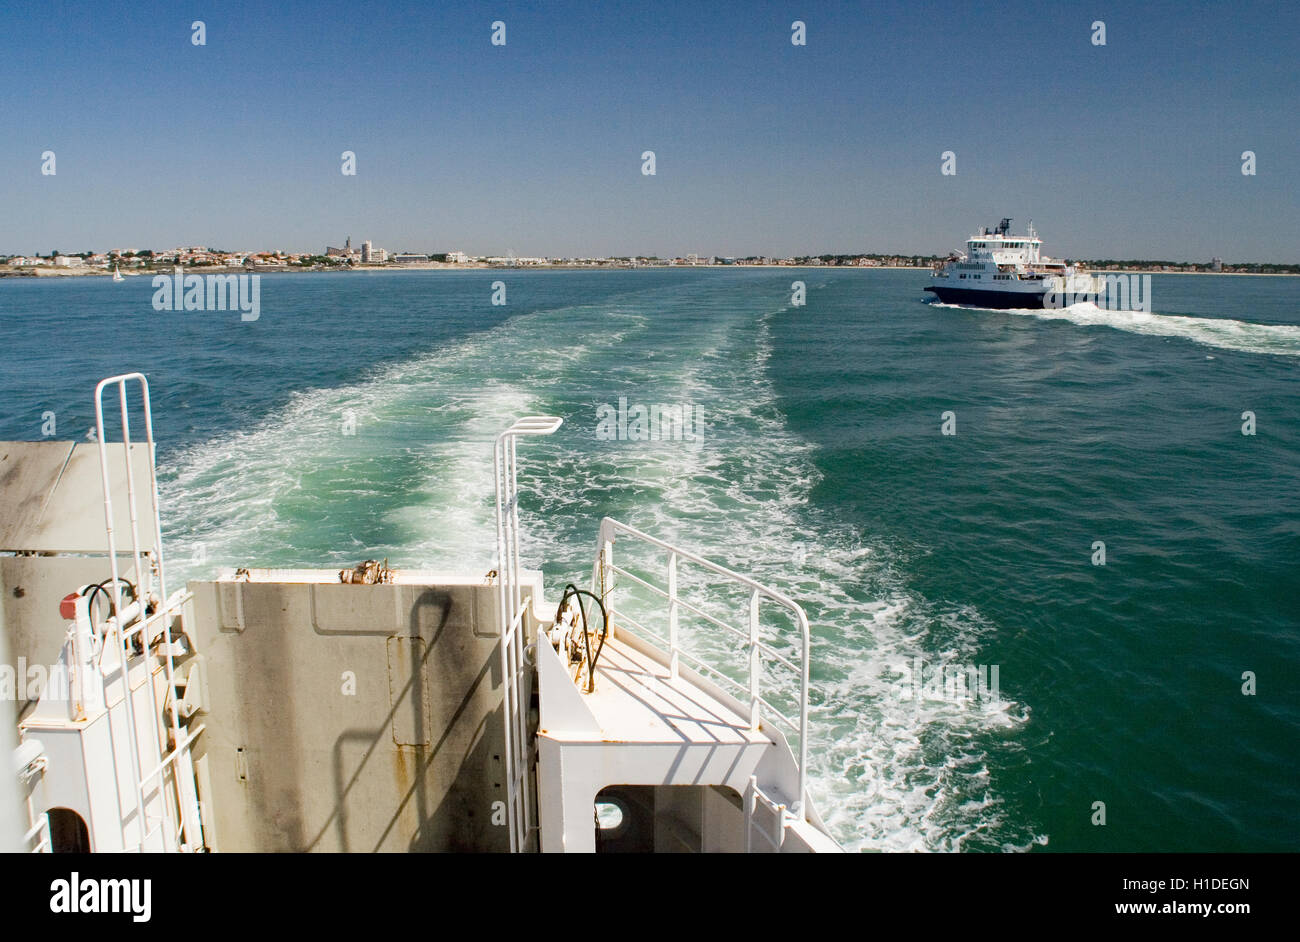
[591,517,811,820]
[93,373,205,851]
[493,415,563,853]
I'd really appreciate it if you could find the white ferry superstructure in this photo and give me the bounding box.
[926,218,1101,309]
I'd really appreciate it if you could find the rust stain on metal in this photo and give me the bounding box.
[393,747,411,793]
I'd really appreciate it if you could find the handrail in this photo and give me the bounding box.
[493,414,562,853]
[592,517,811,819]
[92,374,203,852]
[93,373,156,848]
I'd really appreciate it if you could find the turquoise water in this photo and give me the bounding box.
[2,269,1297,851]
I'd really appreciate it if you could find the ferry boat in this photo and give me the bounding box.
[1,373,842,853]
[926,219,1101,309]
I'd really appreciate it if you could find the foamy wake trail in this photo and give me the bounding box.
[512,296,1040,852]
[935,301,1300,356]
[160,283,1040,852]
[159,304,642,583]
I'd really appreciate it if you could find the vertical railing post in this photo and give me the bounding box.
[747,588,760,730]
[667,551,679,681]
[492,434,515,852]
[94,377,149,850]
[506,436,525,852]
[493,416,562,854]
[796,610,810,820]
[601,538,613,606]
[116,380,177,847]
[136,379,191,843]
[744,775,756,854]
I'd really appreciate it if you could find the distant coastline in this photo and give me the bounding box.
[3,263,1297,280]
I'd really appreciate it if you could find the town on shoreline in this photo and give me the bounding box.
[3,241,1297,278]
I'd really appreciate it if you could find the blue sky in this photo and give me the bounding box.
[2,0,1296,260]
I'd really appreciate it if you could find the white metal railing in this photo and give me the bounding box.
[745,775,786,853]
[93,373,205,852]
[24,812,51,853]
[493,415,562,853]
[591,517,811,819]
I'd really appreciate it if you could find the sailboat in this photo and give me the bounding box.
[112,265,124,282]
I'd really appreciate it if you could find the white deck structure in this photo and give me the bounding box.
[533,518,839,852]
[4,377,843,853]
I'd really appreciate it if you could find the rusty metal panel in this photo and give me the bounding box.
[187,578,511,852]
[387,636,431,747]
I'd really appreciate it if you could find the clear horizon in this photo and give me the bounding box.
[2,0,1296,262]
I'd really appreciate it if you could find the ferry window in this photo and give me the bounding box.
[595,800,625,832]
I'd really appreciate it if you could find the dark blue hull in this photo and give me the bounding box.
[926,285,1106,309]
[925,285,1049,309]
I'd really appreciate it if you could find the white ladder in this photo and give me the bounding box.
[93,373,205,851]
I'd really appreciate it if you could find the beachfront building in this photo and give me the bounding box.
[327,237,362,262]
[485,256,548,266]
